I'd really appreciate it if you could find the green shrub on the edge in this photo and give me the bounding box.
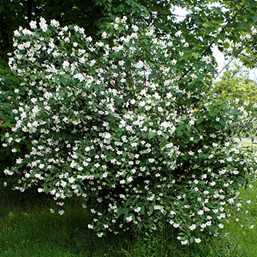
[0,59,31,177]
[2,17,257,245]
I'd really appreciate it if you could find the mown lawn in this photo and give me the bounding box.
[0,176,257,257]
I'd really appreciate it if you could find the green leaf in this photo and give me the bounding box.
[148,131,156,140]
[140,206,145,215]
[44,187,51,194]
[209,109,216,117]
[196,117,204,124]
[59,132,67,140]
[192,52,199,59]
[115,98,124,106]
[117,208,123,217]
[237,176,245,186]
[58,90,64,98]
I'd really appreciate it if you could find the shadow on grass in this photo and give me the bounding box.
[0,178,243,257]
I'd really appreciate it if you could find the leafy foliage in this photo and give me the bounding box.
[213,63,257,108]
[0,0,257,65]
[0,60,25,175]
[2,16,257,245]
[0,0,175,61]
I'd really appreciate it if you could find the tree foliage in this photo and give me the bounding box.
[213,63,257,107]
[0,0,257,65]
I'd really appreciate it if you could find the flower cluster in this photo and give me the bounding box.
[2,17,257,244]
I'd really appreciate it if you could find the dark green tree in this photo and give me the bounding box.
[0,0,257,65]
[0,0,175,61]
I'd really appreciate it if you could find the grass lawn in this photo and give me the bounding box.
[0,177,257,257]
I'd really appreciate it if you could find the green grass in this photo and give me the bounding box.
[1,176,257,257]
[220,180,257,257]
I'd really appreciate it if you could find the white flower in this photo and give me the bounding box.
[39,17,48,32]
[18,44,24,50]
[102,31,108,38]
[104,132,111,139]
[134,207,141,213]
[131,142,137,147]
[118,60,125,66]
[181,240,188,245]
[173,223,180,228]
[88,224,94,229]
[175,30,182,37]
[198,210,204,216]
[126,215,133,222]
[29,20,37,29]
[16,158,23,164]
[148,158,155,163]
[189,224,196,230]
[132,25,139,32]
[127,177,133,183]
[201,223,206,229]
[24,41,30,48]
[68,177,75,183]
[206,221,212,226]
[90,60,96,66]
[14,30,20,37]
[195,238,201,244]
[63,61,70,69]
[188,150,194,156]
[58,210,64,215]
[189,120,194,126]
[50,19,60,27]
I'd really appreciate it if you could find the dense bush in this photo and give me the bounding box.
[2,17,257,244]
[0,60,27,175]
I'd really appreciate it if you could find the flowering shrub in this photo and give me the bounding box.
[0,61,25,175]
[2,17,257,244]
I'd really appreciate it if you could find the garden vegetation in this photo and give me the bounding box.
[0,0,257,247]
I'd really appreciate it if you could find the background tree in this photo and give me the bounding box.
[0,0,175,62]
[213,62,257,106]
[212,62,257,137]
[0,0,257,65]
